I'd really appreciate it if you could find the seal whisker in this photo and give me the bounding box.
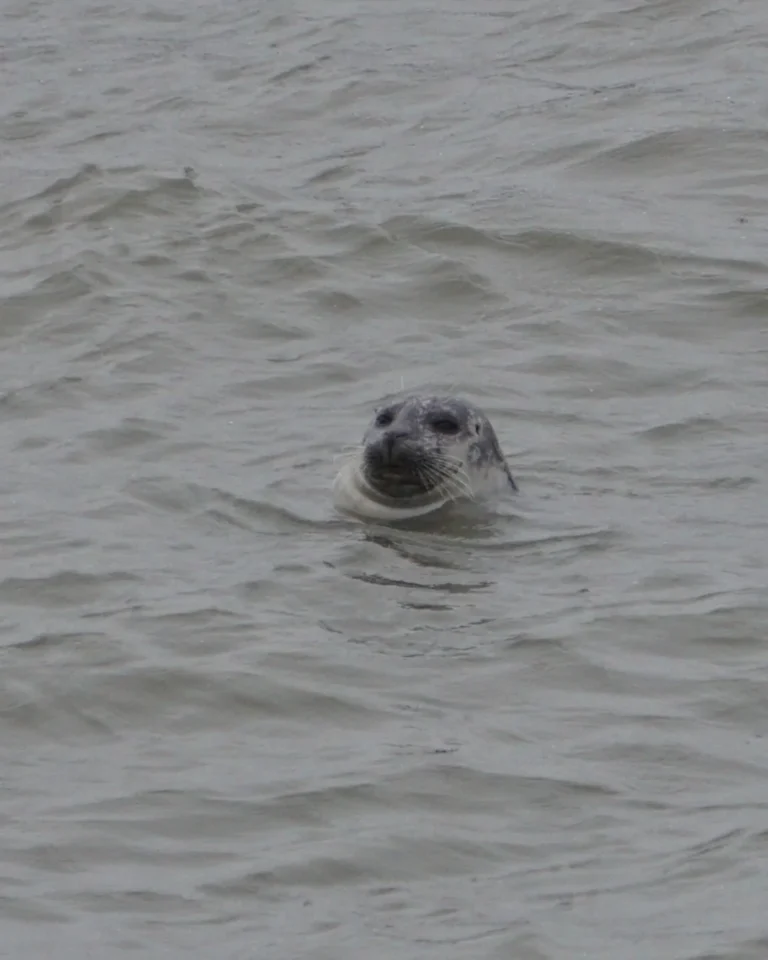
[412,462,448,500]
[417,459,473,502]
[430,458,465,478]
[420,456,473,495]
[438,470,474,502]
[431,453,466,470]
[414,463,438,494]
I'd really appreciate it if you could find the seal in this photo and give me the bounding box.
[333,390,517,521]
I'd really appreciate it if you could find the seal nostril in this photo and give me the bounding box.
[381,429,408,463]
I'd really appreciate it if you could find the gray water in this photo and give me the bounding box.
[2,1,768,957]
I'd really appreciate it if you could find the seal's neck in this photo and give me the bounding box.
[332,463,447,520]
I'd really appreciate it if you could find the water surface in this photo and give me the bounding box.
[2,1,768,957]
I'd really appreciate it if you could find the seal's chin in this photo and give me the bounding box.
[332,455,470,521]
[362,464,431,500]
[332,461,449,521]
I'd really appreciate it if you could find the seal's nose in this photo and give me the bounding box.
[380,429,409,465]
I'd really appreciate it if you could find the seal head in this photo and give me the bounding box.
[333,391,516,521]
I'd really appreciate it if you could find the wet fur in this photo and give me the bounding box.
[333,391,516,521]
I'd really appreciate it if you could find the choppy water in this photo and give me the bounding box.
[2,1,768,957]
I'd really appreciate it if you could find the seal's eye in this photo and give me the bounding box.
[432,416,460,435]
[375,410,393,427]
